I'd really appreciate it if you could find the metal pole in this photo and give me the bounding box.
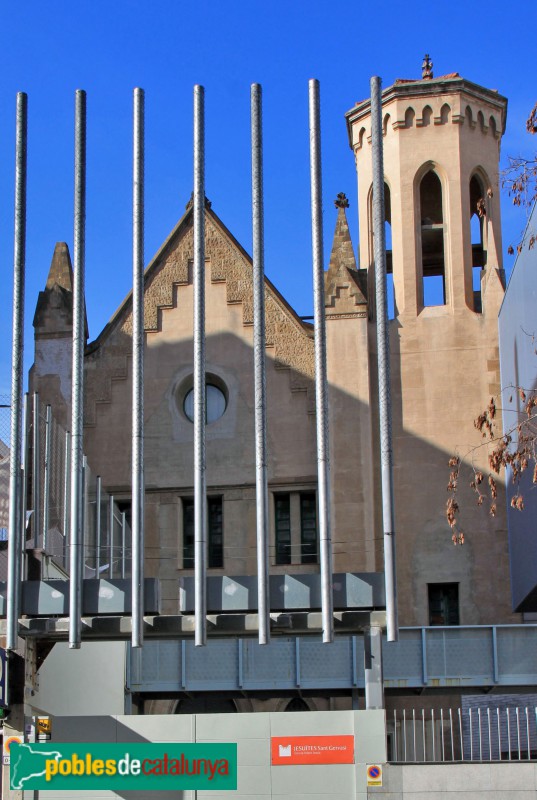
[370,76,398,642]
[131,86,145,648]
[7,92,28,651]
[109,495,114,579]
[63,430,70,567]
[42,404,52,553]
[69,89,87,649]
[32,392,41,549]
[193,84,207,647]
[95,475,101,573]
[308,78,333,643]
[251,83,270,645]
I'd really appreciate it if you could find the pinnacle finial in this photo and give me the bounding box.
[422,54,433,80]
[334,192,349,209]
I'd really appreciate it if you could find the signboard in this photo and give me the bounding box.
[271,735,354,766]
[37,717,52,740]
[366,764,383,786]
[3,735,23,765]
[0,647,7,707]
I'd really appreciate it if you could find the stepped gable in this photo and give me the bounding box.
[83,201,315,425]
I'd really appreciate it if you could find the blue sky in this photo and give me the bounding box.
[0,0,535,396]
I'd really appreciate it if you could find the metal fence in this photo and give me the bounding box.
[388,704,537,763]
[2,392,131,581]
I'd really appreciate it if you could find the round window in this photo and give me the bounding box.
[183,384,227,424]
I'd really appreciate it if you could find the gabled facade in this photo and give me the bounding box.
[28,64,525,717]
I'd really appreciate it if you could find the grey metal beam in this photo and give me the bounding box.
[4,610,381,642]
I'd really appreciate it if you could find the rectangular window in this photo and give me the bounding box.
[182,497,223,569]
[428,583,459,626]
[274,494,291,565]
[300,492,317,564]
[274,491,318,565]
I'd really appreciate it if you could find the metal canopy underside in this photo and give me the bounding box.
[2,610,386,642]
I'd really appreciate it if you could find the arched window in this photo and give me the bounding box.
[383,113,390,136]
[368,182,395,319]
[489,116,497,137]
[422,105,432,127]
[440,103,451,124]
[405,107,415,128]
[358,126,366,149]
[419,170,446,306]
[477,110,485,131]
[469,174,486,313]
[465,105,474,127]
[384,183,395,319]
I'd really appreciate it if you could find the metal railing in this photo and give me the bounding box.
[388,705,537,762]
[129,627,537,694]
[3,394,132,581]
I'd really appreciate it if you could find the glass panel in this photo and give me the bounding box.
[183,384,226,424]
[428,583,459,626]
[300,492,317,564]
[182,498,194,568]
[208,496,223,568]
[275,494,291,565]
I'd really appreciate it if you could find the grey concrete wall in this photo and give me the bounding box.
[26,709,386,799]
[377,762,537,799]
[31,641,126,716]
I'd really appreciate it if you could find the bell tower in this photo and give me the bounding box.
[343,60,517,627]
[346,55,507,318]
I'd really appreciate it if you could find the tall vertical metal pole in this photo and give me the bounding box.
[251,83,270,645]
[121,512,126,579]
[132,87,145,648]
[7,92,28,651]
[32,392,41,549]
[308,79,333,644]
[69,89,87,649]
[42,404,52,553]
[371,76,398,642]
[193,84,207,647]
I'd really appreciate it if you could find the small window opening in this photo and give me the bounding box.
[440,103,451,124]
[405,107,415,128]
[420,170,446,306]
[183,496,223,569]
[422,105,432,127]
[470,175,486,313]
[275,494,291,565]
[428,583,459,626]
[384,184,395,319]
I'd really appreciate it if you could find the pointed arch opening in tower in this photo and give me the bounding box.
[419,170,446,306]
[440,103,451,124]
[470,174,486,313]
[405,107,415,128]
[384,183,395,319]
[422,105,432,127]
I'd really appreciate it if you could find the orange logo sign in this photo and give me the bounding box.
[271,735,354,765]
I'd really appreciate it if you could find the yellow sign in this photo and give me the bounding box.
[37,717,51,735]
[366,763,383,787]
